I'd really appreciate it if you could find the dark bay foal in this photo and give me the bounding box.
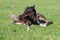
[8,5,53,30]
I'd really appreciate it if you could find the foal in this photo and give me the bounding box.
[8,5,53,30]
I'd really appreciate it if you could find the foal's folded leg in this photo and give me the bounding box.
[13,21,22,25]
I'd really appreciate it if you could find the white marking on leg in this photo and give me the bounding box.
[40,24,44,26]
[40,23,47,27]
[26,25,30,31]
[43,24,47,27]
[14,22,26,25]
[15,22,22,25]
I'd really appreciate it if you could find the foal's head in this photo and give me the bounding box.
[23,5,38,24]
[24,5,36,15]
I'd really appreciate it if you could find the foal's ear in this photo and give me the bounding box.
[32,5,35,8]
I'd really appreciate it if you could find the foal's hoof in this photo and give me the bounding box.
[27,28,30,31]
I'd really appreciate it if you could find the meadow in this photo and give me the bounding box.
[0,0,60,40]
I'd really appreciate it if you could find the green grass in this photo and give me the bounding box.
[0,0,60,40]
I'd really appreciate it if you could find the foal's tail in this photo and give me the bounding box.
[47,21,53,26]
